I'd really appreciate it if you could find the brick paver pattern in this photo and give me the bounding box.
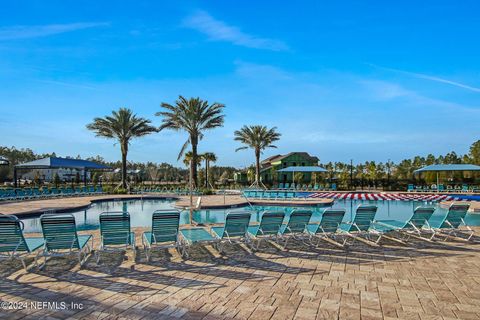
[1,227,480,319]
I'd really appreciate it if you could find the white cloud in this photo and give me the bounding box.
[369,64,480,93]
[360,79,480,113]
[182,11,288,51]
[0,22,109,41]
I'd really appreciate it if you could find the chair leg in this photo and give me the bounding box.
[145,246,150,262]
[20,257,27,271]
[95,251,101,264]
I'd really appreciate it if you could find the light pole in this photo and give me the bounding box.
[350,159,353,191]
[387,159,391,191]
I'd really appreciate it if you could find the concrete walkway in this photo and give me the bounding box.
[0,194,333,216]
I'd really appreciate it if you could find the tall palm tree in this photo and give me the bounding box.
[87,108,157,189]
[156,96,225,187]
[202,152,217,188]
[234,125,281,187]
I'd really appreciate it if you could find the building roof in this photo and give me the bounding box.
[261,152,319,166]
[0,157,8,166]
[413,164,480,173]
[277,166,328,173]
[15,157,110,170]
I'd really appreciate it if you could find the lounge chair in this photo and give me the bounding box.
[0,215,45,270]
[38,214,93,268]
[371,206,436,243]
[279,210,313,248]
[339,205,378,245]
[142,210,182,261]
[432,203,473,241]
[307,208,346,247]
[180,211,252,257]
[247,211,285,250]
[407,184,414,192]
[285,191,295,199]
[96,211,136,263]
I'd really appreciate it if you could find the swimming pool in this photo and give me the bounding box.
[19,198,480,234]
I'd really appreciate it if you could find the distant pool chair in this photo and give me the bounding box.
[97,211,136,263]
[247,211,285,250]
[180,211,252,257]
[142,210,182,261]
[371,206,436,243]
[307,208,346,247]
[279,210,313,248]
[39,214,93,268]
[339,205,378,245]
[0,215,45,270]
[407,184,415,192]
[432,203,473,241]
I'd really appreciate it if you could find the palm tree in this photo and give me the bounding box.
[183,151,196,167]
[156,96,225,187]
[234,125,281,187]
[87,108,157,189]
[202,152,217,188]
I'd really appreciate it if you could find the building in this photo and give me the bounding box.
[261,152,319,184]
[21,168,91,183]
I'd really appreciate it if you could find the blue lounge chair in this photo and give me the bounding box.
[286,191,295,199]
[0,215,44,270]
[97,212,136,263]
[142,210,182,261]
[339,205,378,245]
[407,184,415,192]
[432,203,473,241]
[307,208,346,247]
[39,214,93,268]
[279,210,313,248]
[180,211,252,257]
[247,211,285,250]
[371,206,436,243]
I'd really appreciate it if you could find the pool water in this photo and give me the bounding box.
[20,198,480,234]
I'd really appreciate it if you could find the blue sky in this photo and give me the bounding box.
[1,1,479,168]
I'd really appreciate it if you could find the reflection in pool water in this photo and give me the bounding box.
[20,198,479,234]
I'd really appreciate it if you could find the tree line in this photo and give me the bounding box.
[2,94,479,191]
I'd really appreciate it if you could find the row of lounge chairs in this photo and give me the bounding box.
[274,183,337,191]
[0,203,473,270]
[132,186,202,196]
[407,184,480,193]
[0,186,104,201]
[243,190,304,200]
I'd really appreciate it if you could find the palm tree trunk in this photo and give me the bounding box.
[205,160,209,188]
[191,138,198,188]
[121,151,127,189]
[255,149,260,184]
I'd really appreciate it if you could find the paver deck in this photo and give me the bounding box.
[1,226,480,319]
